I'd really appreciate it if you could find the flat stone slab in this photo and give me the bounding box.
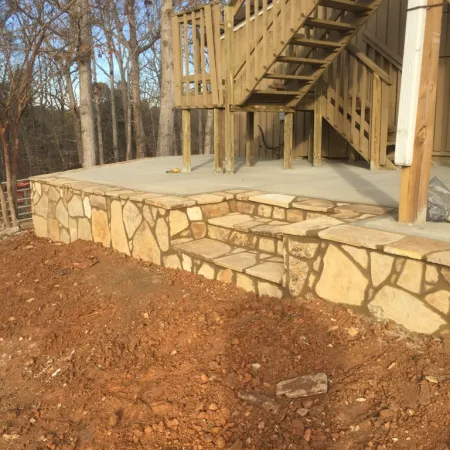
[234,219,269,232]
[187,193,225,204]
[236,190,265,200]
[209,213,253,228]
[281,217,343,237]
[246,261,284,284]
[173,238,231,261]
[128,192,164,202]
[427,250,450,267]
[214,252,258,272]
[248,193,296,208]
[319,224,403,250]
[334,203,392,216]
[276,373,328,398]
[384,236,450,260]
[292,198,335,212]
[251,223,287,237]
[147,196,196,209]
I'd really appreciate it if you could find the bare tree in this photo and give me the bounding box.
[0,0,68,224]
[106,34,119,162]
[76,0,97,167]
[92,56,104,164]
[157,0,174,156]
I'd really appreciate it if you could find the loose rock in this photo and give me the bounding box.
[276,373,328,398]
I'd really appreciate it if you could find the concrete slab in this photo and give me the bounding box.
[50,155,450,208]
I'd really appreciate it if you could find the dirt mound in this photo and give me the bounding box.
[1,233,449,449]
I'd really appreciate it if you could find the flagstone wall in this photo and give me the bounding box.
[30,175,450,335]
[285,235,450,335]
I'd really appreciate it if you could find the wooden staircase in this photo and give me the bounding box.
[231,0,386,108]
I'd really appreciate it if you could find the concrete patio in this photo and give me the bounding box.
[54,155,450,208]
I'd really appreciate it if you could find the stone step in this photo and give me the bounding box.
[206,212,289,256]
[173,238,285,287]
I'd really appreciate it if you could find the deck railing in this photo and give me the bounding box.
[0,179,32,230]
[322,43,392,168]
[363,31,402,136]
[172,4,223,108]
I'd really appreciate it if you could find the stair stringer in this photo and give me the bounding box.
[233,0,320,106]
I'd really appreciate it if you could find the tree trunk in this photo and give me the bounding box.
[115,45,132,160]
[92,58,104,164]
[0,123,17,226]
[77,0,96,168]
[107,42,119,162]
[157,0,175,156]
[127,0,146,158]
[64,71,83,165]
[204,110,213,155]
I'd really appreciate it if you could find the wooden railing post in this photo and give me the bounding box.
[284,112,294,169]
[370,73,382,170]
[214,108,223,173]
[246,111,255,167]
[182,109,191,173]
[313,79,324,167]
[225,5,235,174]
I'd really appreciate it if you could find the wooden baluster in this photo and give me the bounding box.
[205,5,219,107]
[200,9,207,107]
[254,0,259,80]
[281,0,287,44]
[342,50,349,137]
[193,12,199,107]
[370,73,382,170]
[335,52,341,130]
[350,56,358,145]
[380,80,389,167]
[359,65,368,152]
[183,14,190,104]
[246,0,251,91]
[263,0,268,69]
[172,16,182,107]
[273,0,280,55]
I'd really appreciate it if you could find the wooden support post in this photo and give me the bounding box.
[313,80,324,167]
[245,112,255,167]
[283,112,293,170]
[182,109,191,173]
[214,108,223,173]
[398,0,443,223]
[225,6,235,174]
[369,73,382,170]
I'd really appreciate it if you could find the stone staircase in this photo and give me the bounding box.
[173,212,288,298]
[171,197,388,298]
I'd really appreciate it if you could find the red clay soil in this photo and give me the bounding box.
[1,233,450,450]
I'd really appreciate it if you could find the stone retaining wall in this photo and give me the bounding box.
[30,176,450,335]
[285,236,450,335]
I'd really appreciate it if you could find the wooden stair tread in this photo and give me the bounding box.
[264,73,315,82]
[290,36,343,49]
[276,56,326,66]
[319,0,374,12]
[253,89,302,96]
[304,18,357,32]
